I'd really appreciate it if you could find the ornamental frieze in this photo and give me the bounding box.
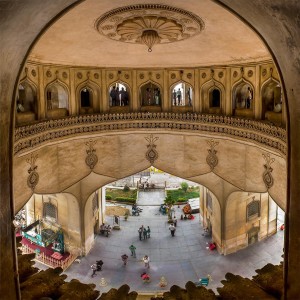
[85,140,98,170]
[262,153,275,189]
[26,153,39,191]
[206,139,219,171]
[145,134,159,164]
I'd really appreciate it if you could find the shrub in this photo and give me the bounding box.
[106,194,112,200]
[181,182,189,192]
[115,197,136,203]
[178,197,187,202]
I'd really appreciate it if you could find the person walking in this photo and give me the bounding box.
[143,255,150,269]
[143,227,148,240]
[91,263,97,277]
[138,227,143,241]
[147,226,151,238]
[121,254,128,266]
[129,244,136,258]
[173,216,177,227]
[96,260,103,271]
[169,223,176,237]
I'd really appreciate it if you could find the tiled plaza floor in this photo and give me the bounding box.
[62,189,284,296]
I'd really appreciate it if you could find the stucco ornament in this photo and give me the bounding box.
[95,4,205,52]
[145,134,159,164]
[85,140,98,170]
[206,139,219,171]
[262,153,275,189]
[26,153,39,191]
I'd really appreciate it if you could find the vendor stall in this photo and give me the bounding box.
[21,219,64,253]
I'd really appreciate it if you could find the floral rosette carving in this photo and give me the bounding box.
[85,140,98,169]
[26,153,39,191]
[206,139,219,171]
[262,153,275,189]
[145,134,159,164]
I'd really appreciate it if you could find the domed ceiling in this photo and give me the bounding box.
[29,0,271,68]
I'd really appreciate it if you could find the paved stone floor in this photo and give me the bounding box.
[61,189,284,296]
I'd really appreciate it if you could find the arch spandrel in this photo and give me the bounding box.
[13,132,286,211]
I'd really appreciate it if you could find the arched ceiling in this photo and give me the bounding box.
[29,0,271,68]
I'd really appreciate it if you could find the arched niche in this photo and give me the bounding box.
[201,80,224,114]
[45,81,69,119]
[261,78,283,125]
[140,81,162,112]
[108,81,130,113]
[232,80,254,118]
[76,80,100,115]
[171,81,193,113]
[16,80,38,125]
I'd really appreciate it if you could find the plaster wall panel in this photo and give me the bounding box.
[56,141,90,191]
[182,136,210,177]
[84,193,96,254]
[211,193,222,249]
[268,157,287,210]
[64,193,81,252]
[214,140,247,190]
[13,156,36,212]
[259,193,270,239]
[117,134,151,179]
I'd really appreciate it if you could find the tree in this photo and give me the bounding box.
[181,182,188,192]
[164,195,176,221]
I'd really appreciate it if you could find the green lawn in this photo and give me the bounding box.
[166,187,199,202]
[106,188,137,201]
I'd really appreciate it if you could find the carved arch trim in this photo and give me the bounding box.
[76,79,101,114]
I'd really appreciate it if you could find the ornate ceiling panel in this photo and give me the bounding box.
[95,4,205,51]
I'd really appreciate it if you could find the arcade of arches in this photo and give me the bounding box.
[1,1,300,299]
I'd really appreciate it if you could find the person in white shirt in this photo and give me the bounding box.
[143,255,150,268]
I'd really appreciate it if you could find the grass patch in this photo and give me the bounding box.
[166,187,199,202]
[106,188,137,202]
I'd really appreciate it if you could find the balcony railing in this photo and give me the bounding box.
[14,113,286,156]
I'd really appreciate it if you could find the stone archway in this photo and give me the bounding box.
[1,2,300,299]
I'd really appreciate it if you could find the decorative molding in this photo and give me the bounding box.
[262,153,275,189]
[26,153,39,191]
[206,139,219,171]
[85,140,98,170]
[95,4,205,51]
[14,113,286,156]
[145,134,159,164]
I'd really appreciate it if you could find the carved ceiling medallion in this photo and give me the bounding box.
[95,4,205,52]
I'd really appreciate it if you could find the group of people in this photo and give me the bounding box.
[144,87,161,106]
[172,87,192,106]
[91,260,104,277]
[138,225,151,240]
[132,204,142,216]
[110,86,129,106]
[99,223,112,237]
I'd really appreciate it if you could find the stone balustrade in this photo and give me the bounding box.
[14,112,286,156]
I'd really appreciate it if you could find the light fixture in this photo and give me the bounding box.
[141,30,160,52]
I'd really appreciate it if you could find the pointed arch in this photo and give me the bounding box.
[139,80,162,111]
[261,77,282,124]
[45,79,70,119]
[232,78,254,117]
[170,80,193,107]
[108,80,131,113]
[201,79,225,114]
[76,79,100,114]
[16,78,38,125]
